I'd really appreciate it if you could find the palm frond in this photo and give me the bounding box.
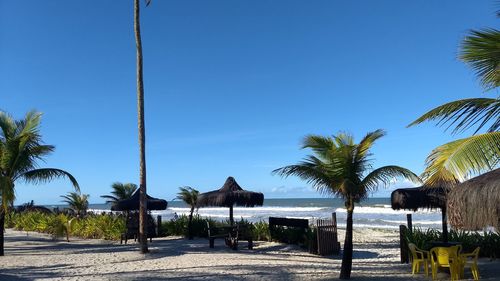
[361,165,421,192]
[423,132,500,183]
[408,98,500,134]
[0,111,16,141]
[0,177,15,211]
[302,135,336,161]
[19,168,80,192]
[273,157,346,198]
[421,166,460,189]
[356,129,386,161]
[107,182,137,202]
[61,192,89,214]
[460,28,500,91]
[177,186,199,207]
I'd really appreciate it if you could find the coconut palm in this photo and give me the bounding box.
[100,182,137,204]
[176,186,199,239]
[460,28,500,91]
[421,132,500,186]
[409,98,499,135]
[0,110,79,256]
[134,0,152,254]
[409,19,500,183]
[61,192,89,217]
[273,130,420,279]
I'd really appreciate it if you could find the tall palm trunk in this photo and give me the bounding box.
[340,202,354,279]
[134,0,148,254]
[188,206,194,240]
[0,210,5,256]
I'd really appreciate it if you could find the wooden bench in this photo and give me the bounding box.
[120,214,156,244]
[207,222,229,248]
[207,222,254,250]
[232,225,254,250]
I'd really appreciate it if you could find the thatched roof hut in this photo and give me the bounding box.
[197,177,264,224]
[391,186,447,211]
[447,168,500,230]
[111,189,167,211]
[391,186,449,241]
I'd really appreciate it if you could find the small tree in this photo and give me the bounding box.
[177,186,199,239]
[0,111,79,256]
[61,192,89,218]
[273,130,420,279]
[101,182,137,204]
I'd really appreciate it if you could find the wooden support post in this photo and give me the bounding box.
[399,225,409,264]
[332,212,337,231]
[406,214,412,233]
[157,215,162,236]
[441,206,448,243]
[229,206,234,225]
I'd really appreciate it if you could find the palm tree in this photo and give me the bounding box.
[460,28,500,91]
[176,186,199,239]
[100,182,137,204]
[134,0,151,254]
[61,192,89,217]
[420,132,500,186]
[0,111,79,256]
[273,130,420,279]
[408,19,500,183]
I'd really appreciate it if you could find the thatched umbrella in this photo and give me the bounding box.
[391,186,449,241]
[111,189,168,211]
[196,177,264,225]
[447,168,500,230]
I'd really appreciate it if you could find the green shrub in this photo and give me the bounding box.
[269,224,309,246]
[406,228,500,258]
[253,221,270,241]
[7,211,125,240]
[405,227,441,249]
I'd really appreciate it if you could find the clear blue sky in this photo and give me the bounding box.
[1,1,497,204]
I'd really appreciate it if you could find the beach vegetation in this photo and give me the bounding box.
[161,214,212,238]
[406,228,500,259]
[273,130,421,279]
[8,210,316,249]
[176,186,199,239]
[0,110,79,256]
[408,18,499,185]
[253,220,271,241]
[7,211,125,240]
[61,192,89,218]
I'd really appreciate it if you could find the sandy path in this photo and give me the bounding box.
[1,228,498,280]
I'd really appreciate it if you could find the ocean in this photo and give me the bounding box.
[70,197,442,230]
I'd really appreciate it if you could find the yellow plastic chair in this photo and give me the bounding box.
[430,245,462,280]
[460,247,480,280]
[408,243,430,275]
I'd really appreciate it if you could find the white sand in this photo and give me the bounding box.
[1,228,499,280]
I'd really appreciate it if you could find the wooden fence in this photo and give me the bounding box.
[316,213,340,255]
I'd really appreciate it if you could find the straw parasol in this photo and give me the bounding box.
[391,186,449,240]
[111,189,168,211]
[196,177,264,224]
[447,168,500,230]
[391,186,447,211]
